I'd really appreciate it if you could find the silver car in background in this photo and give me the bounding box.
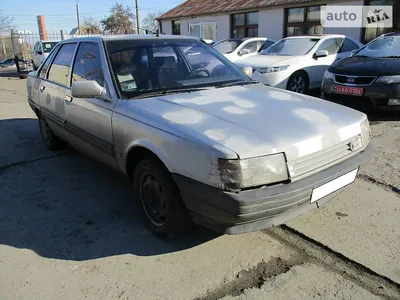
[27,35,373,238]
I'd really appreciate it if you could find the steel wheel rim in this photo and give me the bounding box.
[139,172,167,227]
[289,75,306,93]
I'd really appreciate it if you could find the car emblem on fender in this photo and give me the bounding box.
[347,78,356,83]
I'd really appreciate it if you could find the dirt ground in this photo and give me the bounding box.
[0,72,399,300]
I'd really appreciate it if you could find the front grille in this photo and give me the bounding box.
[287,135,362,180]
[335,75,376,86]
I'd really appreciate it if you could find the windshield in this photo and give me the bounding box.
[212,40,242,54]
[260,38,320,56]
[42,42,58,53]
[355,36,400,58]
[106,39,249,99]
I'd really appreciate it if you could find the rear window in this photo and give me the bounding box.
[42,42,59,53]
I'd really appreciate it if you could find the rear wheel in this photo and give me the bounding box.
[38,114,64,151]
[133,157,191,238]
[287,71,309,94]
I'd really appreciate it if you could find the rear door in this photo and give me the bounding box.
[64,41,118,168]
[39,42,77,141]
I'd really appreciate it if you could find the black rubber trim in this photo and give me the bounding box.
[65,122,114,156]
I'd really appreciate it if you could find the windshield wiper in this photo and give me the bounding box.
[215,80,258,88]
[129,87,208,99]
[354,55,371,58]
[383,56,400,58]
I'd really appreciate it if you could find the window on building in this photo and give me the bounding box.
[72,42,105,87]
[231,12,258,38]
[172,20,180,35]
[363,0,398,43]
[189,23,216,41]
[285,6,324,37]
[47,43,77,86]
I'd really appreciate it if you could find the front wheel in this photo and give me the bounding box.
[287,72,309,94]
[133,157,191,238]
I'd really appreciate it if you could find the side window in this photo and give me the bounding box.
[259,40,274,52]
[241,41,258,54]
[72,43,105,87]
[39,44,60,78]
[339,38,359,53]
[317,38,343,55]
[47,43,77,86]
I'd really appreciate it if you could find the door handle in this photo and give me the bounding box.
[64,95,73,102]
[39,85,45,92]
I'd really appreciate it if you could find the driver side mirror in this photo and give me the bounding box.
[37,51,42,55]
[238,48,251,56]
[71,81,110,101]
[314,50,329,59]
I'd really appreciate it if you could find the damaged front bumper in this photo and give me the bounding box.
[173,142,375,235]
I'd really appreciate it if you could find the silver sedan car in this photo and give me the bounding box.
[27,35,374,238]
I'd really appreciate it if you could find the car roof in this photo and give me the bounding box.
[41,40,60,43]
[59,34,200,44]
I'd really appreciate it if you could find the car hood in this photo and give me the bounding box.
[235,55,302,69]
[329,56,400,76]
[128,84,366,161]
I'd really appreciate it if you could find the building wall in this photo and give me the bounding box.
[180,15,230,41]
[160,20,172,35]
[324,0,364,41]
[159,0,366,42]
[258,8,285,41]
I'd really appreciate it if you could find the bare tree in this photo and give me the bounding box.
[101,3,136,34]
[0,11,14,34]
[81,17,102,34]
[142,11,164,33]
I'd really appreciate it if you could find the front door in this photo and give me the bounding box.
[64,41,117,169]
[308,38,343,88]
[39,42,77,141]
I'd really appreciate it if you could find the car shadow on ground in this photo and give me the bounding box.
[0,118,221,261]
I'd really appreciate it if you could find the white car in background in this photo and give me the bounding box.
[235,35,363,94]
[32,40,60,70]
[212,37,275,62]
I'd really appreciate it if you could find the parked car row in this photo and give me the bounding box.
[213,34,363,94]
[212,33,399,112]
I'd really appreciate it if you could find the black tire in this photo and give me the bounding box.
[38,114,64,151]
[133,157,191,238]
[287,71,309,94]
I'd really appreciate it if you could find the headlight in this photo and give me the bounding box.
[257,65,289,74]
[375,75,400,84]
[360,118,371,146]
[323,70,335,81]
[218,153,289,190]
